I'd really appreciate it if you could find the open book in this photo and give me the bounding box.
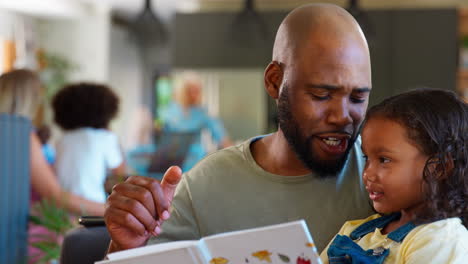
[96,220,322,264]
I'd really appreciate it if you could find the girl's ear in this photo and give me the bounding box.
[427,154,454,180]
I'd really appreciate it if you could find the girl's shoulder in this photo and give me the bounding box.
[407,218,468,241]
[397,218,468,261]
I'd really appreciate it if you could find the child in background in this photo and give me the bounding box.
[321,89,468,263]
[52,83,125,203]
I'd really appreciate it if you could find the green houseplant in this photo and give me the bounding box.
[37,51,77,100]
[29,199,76,264]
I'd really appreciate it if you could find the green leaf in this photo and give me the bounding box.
[278,253,290,263]
[461,35,468,48]
[30,198,74,234]
[29,215,44,225]
[28,198,76,262]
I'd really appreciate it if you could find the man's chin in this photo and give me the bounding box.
[303,154,349,178]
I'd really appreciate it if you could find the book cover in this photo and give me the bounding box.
[96,220,322,264]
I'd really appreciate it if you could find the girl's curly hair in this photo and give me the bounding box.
[364,88,467,227]
[52,83,119,130]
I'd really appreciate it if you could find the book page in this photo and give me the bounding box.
[96,240,207,264]
[200,220,321,264]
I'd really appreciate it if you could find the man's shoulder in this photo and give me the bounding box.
[189,139,251,171]
[181,138,260,187]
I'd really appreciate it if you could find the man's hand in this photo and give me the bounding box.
[104,166,183,252]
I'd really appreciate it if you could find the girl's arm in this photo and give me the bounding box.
[30,132,105,216]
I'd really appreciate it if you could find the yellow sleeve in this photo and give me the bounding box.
[398,222,468,264]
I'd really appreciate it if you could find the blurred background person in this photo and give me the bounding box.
[0,69,106,263]
[156,72,232,172]
[36,124,55,166]
[0,69,105,215]
[52,83,126,204]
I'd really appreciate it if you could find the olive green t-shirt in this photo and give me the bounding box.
[149,137,372,251]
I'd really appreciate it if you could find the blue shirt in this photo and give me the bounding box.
[160,103,226,171]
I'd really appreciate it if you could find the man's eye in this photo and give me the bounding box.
[309,93,330,100]
[351,97,366,103]
[350,92,368,103]
[314,95,330,100]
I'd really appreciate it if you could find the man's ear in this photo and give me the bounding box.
[264,61,283,100]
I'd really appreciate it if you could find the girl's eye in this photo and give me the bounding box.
[379,157,391,163]
[362,155,368,161]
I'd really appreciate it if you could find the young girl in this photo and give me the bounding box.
[320,89,468,263]
[52,83,126,204]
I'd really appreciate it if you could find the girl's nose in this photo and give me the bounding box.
[363,170,376,183]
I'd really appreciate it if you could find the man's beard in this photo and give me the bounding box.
[277,84,356,178]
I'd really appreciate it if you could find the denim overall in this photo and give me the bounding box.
[327,213,417,264]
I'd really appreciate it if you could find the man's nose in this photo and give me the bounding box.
[327,99,353,127]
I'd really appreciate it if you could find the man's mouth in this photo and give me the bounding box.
[316,134,350,156]
[321,137,343,146]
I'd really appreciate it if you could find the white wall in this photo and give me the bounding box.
[216,69,266,142]
[0,10,15,39]
[37,3,111,83]
[108,25,145,150]
[199,0,468,11]
[0,0,88,19]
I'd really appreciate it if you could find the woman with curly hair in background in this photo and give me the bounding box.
[52,83,126,204]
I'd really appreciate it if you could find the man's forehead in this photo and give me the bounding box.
[293,62,371,87]
[305,83,371,92]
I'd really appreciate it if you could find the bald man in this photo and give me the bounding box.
[104,3,373,253]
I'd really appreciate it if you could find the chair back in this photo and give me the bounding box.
[0,113,31,264]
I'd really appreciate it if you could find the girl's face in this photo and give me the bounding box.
[361,117,429,215]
